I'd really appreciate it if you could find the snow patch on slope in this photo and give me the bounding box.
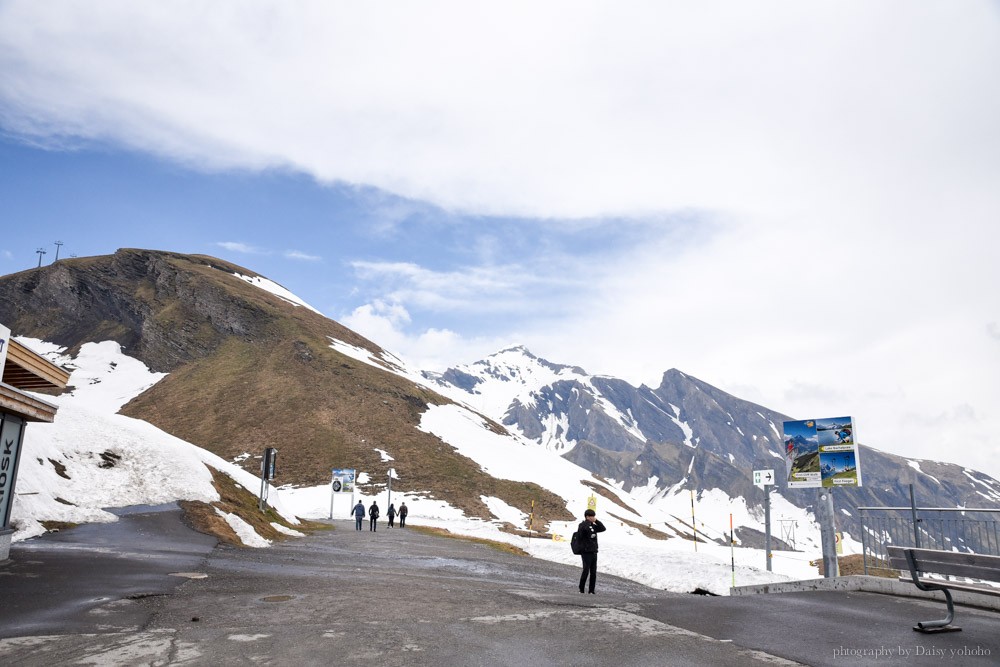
[328,337,408,375]
[907,460,941,486]
[216,508,271,548]
[481,496,529,528]
[12,339,296,543]
[234,273,322,314]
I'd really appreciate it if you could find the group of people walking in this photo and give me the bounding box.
[352,500,407,531]
[352,500,606,596]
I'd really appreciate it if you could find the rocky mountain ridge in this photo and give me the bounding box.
[426,347,1000,519]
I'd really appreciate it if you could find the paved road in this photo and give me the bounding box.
[1,507,998,666]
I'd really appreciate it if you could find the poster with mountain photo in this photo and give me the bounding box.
[783,419,821,488]
[815,416,862,487]
[783,417,862,488]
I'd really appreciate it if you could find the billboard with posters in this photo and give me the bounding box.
[331,468,356,493]
[783,417,862,488]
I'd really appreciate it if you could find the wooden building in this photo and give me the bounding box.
[1,327,70,560]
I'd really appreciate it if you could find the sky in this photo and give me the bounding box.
[1,1,999,480]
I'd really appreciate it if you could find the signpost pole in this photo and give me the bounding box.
[529,499,534,541]
[753,467,775,571]
[259,467,266,511]
[764,486,772,572]
[730,513,735,587]
[258,448,269,512]
[691,490,698,552]
[818,488,839,577]
[330,474,336,521]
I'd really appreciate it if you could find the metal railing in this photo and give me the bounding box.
[858,506,1000,576]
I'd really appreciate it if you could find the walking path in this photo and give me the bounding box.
[1,506,997,665]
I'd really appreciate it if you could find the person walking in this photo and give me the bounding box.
[387,503,396,528]
[352,500,365,531]
[368,500,380,532]
[398,502,408,528]
[576,509,606,594]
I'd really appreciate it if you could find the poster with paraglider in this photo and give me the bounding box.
[782,417,862,488]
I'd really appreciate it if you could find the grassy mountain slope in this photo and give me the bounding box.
[0,249,571,525]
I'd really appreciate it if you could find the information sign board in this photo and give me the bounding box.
[753,469,775,486]
[783,416,862,488]
[331,468,356,493]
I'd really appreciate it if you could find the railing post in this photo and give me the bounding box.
[909,484,921,549]
[860,509,869,576]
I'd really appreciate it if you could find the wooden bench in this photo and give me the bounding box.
[886,546,1000,633]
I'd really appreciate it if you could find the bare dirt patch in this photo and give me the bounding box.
[179,465,330,546]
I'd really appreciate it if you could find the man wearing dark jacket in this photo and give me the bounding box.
[368,501,380,532]
[398,503,408,528]
[576,509,606,594]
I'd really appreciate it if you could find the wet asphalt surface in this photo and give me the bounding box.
[1,506,998,666]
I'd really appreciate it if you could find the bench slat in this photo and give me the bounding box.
[898,577,1000,598]
[905,548,1000,570]
[887,555,908,570]
[886,547,1000,583]
[912,562,1000,581]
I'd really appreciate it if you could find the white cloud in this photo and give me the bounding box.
[217,241,266,254]
[341,300,512,371]
[284,250,320,261]
[349,260,576,314]
[2,3,995,219]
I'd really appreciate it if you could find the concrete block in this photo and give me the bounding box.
[0,528,12,561]
[730,575,1000,611]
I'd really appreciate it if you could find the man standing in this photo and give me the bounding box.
[352,500,365,531]
[398,502,408,528]
[368,500,380,532]
[576,509,606,594]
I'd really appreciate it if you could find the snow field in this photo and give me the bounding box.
[12,339,298,542]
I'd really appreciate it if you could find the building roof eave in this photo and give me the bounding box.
[0,383,59,423]
[3,339,71,391]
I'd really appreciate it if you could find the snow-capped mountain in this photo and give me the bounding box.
[425,346,1000,519]
[424,345,786,461]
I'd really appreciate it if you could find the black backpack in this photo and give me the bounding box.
[570,529,581,555]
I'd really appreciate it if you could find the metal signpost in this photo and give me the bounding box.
[817,488,839,577]
[329,468,356,519]
[690,490,698,552]
[529,499,534,540]
[387,468,394,510]
[259,447,277,511]
[782,417,862,578]
[753,468,775,571]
